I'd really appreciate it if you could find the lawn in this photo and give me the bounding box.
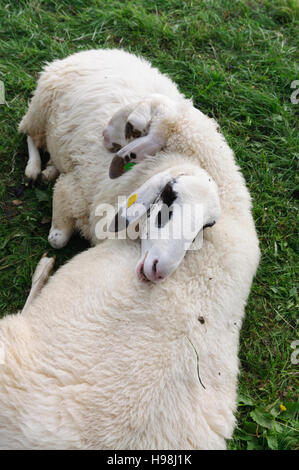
[0,0,298,450]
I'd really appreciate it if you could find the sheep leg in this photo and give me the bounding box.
[22,255,55,314]
[25,135,41,181]
[41,160,59,182]
[48,174,76,249]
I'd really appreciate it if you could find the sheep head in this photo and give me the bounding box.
[110,168,221,282]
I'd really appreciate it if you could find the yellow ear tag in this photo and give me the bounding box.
[127,193,137,208]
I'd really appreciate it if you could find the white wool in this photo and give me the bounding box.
[0,49,260,449]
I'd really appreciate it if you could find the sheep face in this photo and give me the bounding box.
[104,95,175,178]
[111,169,221,282]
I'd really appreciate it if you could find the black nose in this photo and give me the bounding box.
[109,155,125,179]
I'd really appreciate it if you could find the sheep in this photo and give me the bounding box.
[0,182,259,449]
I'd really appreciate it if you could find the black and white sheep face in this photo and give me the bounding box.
[103,95,174,179]
[111,169,221,282]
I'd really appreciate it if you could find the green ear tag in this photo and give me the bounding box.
[124,162,136,172]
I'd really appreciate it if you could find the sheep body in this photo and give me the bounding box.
[0,216,258,449]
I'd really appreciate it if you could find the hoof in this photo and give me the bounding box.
[48,228,70,249]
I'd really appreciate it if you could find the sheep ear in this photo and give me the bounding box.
[109,170,173,232]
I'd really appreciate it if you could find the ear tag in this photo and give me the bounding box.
[128,193,137,208]
[124,162,136,171]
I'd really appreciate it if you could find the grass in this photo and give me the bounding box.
[0,0,298,449]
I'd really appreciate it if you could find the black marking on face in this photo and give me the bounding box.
[130,153,136,159]
[198,316,205,324]
[125,122,142,140]
[203,220,216,229]
[109,143,122,153]
[160,182,177,207]
[154,182,177,228]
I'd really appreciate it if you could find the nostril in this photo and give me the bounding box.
[152,259,158,273]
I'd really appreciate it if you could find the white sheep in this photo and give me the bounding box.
[0,178,259,448]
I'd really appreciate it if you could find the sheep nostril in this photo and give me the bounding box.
[152,259,158,274]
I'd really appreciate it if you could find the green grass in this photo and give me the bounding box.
[0,0,298,449]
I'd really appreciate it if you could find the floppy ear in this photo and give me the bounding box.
[109,170,175,232]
